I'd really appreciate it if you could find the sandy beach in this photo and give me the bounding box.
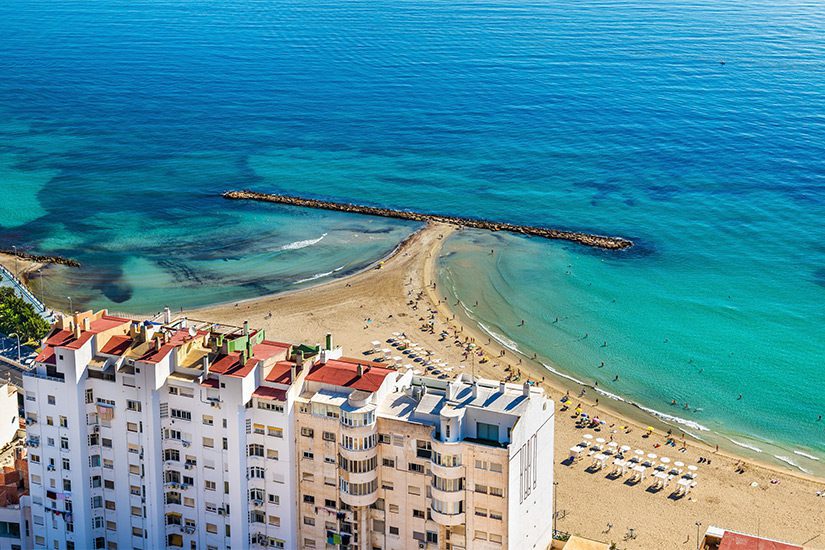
[182,222,824,549]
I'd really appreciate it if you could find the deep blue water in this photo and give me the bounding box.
[1,0,824,473]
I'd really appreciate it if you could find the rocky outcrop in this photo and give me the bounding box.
[222,190,634,251]
[0,248,81,267]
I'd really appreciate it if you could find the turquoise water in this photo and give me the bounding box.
[1,0,824,473]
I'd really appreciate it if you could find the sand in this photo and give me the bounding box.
[185,222,825,548]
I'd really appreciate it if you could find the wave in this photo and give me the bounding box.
[540,362,587,387]
[477,321,522,354]
[293,265,345,284]
[773,455,811,474]
[278,233,328,251]
[635,403,710,432]
[726,438,763,453]
[793,450,820,461]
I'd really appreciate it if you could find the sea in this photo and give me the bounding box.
[1,0,823,475]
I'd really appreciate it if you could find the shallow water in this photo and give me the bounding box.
[1,0,824,472]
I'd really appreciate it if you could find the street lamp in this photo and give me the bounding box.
[553,481,559,536]
[695,521,703,550]
[8,333,20,363]
[67,296,73,314]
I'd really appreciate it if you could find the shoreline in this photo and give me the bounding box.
[20,223,825,546]
[424,235,825,485]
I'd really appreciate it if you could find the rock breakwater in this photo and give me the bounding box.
[222,190,634,250]
[0,248,81,267]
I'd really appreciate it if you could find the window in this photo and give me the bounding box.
[268,426,283,438]
[408,462,424,474]
[490,462,503,473]
[170,409,191,421]
[490,510,503,520]
[389,526,399,536]
[379,433,391,444]
[248,444,264,457]
[322,431,335,442]
[490,486,503,497]
[205,481,216,491]
[302,451,314,460]
[426,532,438,544]
[60,437,69,450]
[477,422,499,442]
[248,467,265,479]
[412,509,425,519]
[303,517,315,526]
[475,484,488,494]
[416,440,432,459]
[300,427,314,438]
[382,481,394,491]
[127,422,139,433]
[475,531,488,541]
[251,511,265,524]
[48,395,55,405]
[202,415,214,426]
[206,524,217,534]
[489,533,503,544]
[127,400,141,412]
[408,486,420,496]
[267,449,279,460]
[302,472,314,482]
[268,494,280,505]
[203,437,214,448]
[268,515,280,526]
[164,449,180,462]
[59,416,68,428]
[303,495,315,504]
[475,460,487,470]
[382,458,395,468]
[475,508,488,517]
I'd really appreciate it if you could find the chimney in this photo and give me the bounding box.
[499,381,507,394]
[523,381,531,397]
[471,381,479,399]
[163,307,172,325]
[202,355,210,375]
[356,364,363,378]
[72,322,81,340]
[325,333,332,350]
[82,317,91,332]
[290,363,297,383]
[180,317,188,329]
[296,350,304,367]
[243,320,249,336]
[129,322,139,339]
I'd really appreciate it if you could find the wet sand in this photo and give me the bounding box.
[189,222,825,549]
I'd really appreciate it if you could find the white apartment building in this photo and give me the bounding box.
[294,358,555,550]
[23,310,304,550]
[23,310,554,550]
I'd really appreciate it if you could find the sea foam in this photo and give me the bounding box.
[279,233,328,251]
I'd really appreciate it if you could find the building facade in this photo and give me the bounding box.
[23,310,554,550]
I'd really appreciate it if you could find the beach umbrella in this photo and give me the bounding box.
[647,453,657,460]
[575,408,583,414]
[393,356,403,363]
[583,434,594,440]
[646,426,654,432]
[687,465,698,472]
[596,438,606,444]
[634,449,644,456]
[660,457,671,464]
[674,461,685,468]
[392,332,401,337]
[607,442,618,448]
[620,445,632,452]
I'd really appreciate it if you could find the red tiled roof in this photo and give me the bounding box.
[99,335,133,356]
[225,358,258,378]
[210,352,242,375]
[200,377,220,388]
[252,340,290,362]
[266,361,297,385]
[34,345,56,365]
[305,357,393,392]
[252,386,287,401]
[719,532,801,550]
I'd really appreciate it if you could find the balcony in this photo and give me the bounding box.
[430,506,465,526]
[430,478,465,504]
